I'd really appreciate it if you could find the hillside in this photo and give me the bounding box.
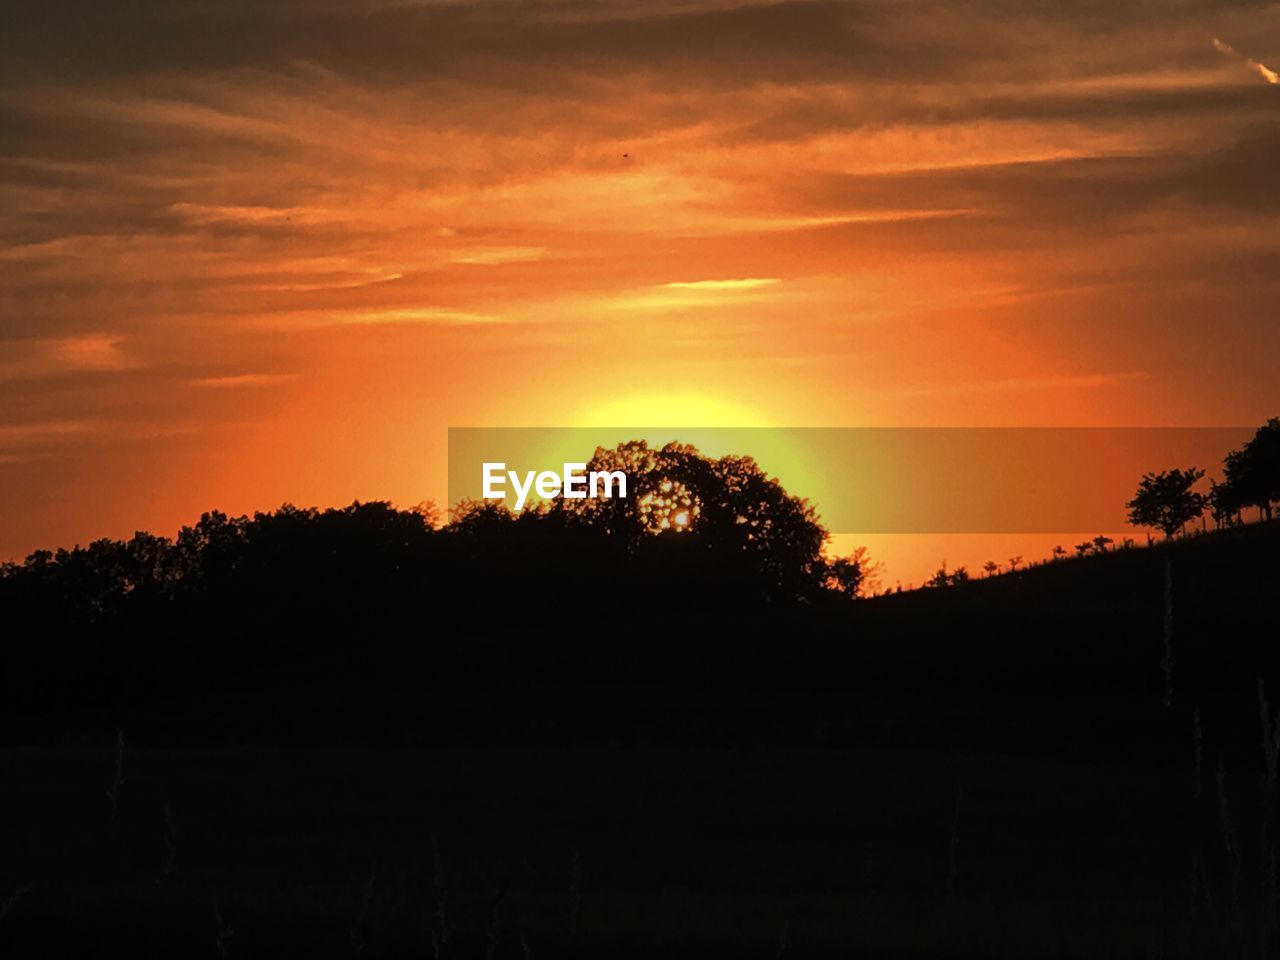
[0,520,1277,957]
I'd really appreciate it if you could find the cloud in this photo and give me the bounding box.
[324,308,501,326]
[663,278,780,291]
[0,419,94,445]
[446,247,549,265]
[194,373,297,388]
[170,203,337,227]
[0,336,134,381]
[889,372,1149,398]
[54,335,132,371]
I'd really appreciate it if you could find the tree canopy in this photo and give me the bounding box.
[1126,467,1206,538]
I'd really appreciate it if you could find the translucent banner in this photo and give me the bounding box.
[448,427,1252,534]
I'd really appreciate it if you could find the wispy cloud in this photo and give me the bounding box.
[194,373,297,388]
[54,335,132,371]
[446,246,548,265]
[325,308,501,326]
[0,419,96,448]
[0,336,134,381]
[170,202,337,226]
[663,278,780,291]
[890,373,1149,398]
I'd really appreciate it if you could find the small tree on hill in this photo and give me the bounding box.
[823,547,878,599]
[1126,467,1206,539]
[927,562,969,588]
[1207,479,1243,528]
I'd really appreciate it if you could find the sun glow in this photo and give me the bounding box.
[574,392,771,430]
[637,478,700,534]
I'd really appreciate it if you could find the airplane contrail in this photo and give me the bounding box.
[1212,36,1280,85]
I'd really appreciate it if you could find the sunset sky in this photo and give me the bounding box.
[3,1,1279,583]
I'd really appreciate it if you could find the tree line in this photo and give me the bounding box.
[1127,417,1280,538]
[0,440,882,715]
[0,440,872,624]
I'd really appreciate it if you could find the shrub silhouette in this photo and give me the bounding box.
[926,562,970,588]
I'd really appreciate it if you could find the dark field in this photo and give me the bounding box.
[2,521,1278,957]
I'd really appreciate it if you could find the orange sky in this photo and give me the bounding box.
[2,1,1279,584]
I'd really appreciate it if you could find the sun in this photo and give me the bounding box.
[636,478,701,534]
[567,390,775,465]
[573,391,771,430]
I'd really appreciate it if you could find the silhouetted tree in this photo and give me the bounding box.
[927,562,970,588]
[1208,479,1243,528]
[411,500,442,530]
[557,441,832,601]
[822,545,879,598]
[449,498,515,533]
[1126,467,1206,539]
[823,554,866,598]
[927,564,950,588]
[1223,418,1280,522]
[1091,535,1113,554]
[983,560,999,578]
